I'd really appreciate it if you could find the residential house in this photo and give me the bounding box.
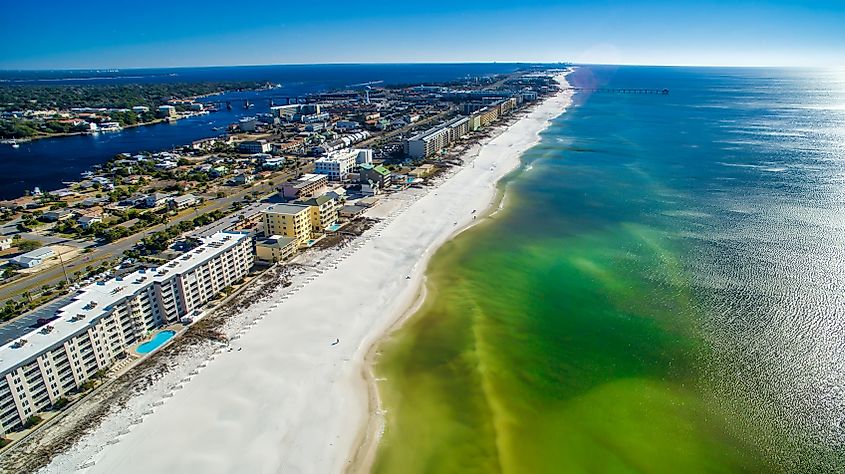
[167,194,199,210]
[41,209,74,222]
[77,215,102,229]
[232,174,254,185]
[143,193,169,208]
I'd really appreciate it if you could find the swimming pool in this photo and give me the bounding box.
[136,330,176,354]
[326,223,342,232]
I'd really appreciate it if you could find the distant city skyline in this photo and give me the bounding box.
[2,0,844,69]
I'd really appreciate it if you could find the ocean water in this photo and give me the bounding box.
[373,66,845,473]
[0,63,531,199]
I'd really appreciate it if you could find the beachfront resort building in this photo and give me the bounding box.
[313,148,373,181]
[0,232,253,433]
[405,116,471,159]
[262,203,313,246]
[255,235,298,263]
[359,164,392,189]
[294,195,339,231]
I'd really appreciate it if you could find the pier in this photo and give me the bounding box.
[566,87,669,95]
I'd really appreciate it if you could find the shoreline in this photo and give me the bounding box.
[349,72,574,473]
[2,113,203,145]
[39,72,574,474]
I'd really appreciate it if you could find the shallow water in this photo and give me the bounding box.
[373,66,845,473]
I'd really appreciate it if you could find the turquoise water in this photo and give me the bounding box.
[326,223,342,232]
[373,66,845,473]
[136,330,176,354]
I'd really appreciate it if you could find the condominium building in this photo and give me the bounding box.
[0,232,253,433]
[279,173,328,200]
[255,235,298,263]
[405,125,451,159]
[498,97,517,115]
[404,116,471,159]
[313,148,373,181]
[475,106,500,128]
[294,195,339,231]
[262,203,313,246]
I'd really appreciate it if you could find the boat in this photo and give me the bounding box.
[11,140,20,149]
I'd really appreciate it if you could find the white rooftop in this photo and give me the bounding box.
[0,232,248,375]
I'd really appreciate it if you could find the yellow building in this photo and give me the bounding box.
[255,235,298,263]
[294,195,338,232]
[262,203,312,246]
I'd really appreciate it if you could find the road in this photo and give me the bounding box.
[359,107,455,148]
[0,177,285,304]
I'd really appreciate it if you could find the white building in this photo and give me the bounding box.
[77,215,102,229]
[131,106,149,114]
[158,105,176,117]
[10,247,54,268]
[0,232,253,432]
[404,116,470,159]
[238,140,270,154]
[0,236,12,251]
[167,194,199,210]
[313,148,372,181]
[261,156,286,169]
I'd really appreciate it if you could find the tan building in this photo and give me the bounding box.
[404,116,471,159]
[255,235,298,263]
[294,195,339,232]
[279,173,328,200]
[262,203,313,246]
[410,164,437,178]
[475,106,500,128]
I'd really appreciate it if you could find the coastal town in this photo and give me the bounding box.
[0,68,562,454]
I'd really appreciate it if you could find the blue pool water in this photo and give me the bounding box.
[326,223,342,232]
[136,330,176,354]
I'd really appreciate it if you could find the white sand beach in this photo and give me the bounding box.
[41,74,573,474]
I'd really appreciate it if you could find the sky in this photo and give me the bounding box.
[1,0,844,69]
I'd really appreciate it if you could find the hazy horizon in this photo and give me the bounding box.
[2,61,843,73]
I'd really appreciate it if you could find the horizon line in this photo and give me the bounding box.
[0,60,838,73]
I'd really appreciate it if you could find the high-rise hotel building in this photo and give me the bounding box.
[0,232,253,433]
